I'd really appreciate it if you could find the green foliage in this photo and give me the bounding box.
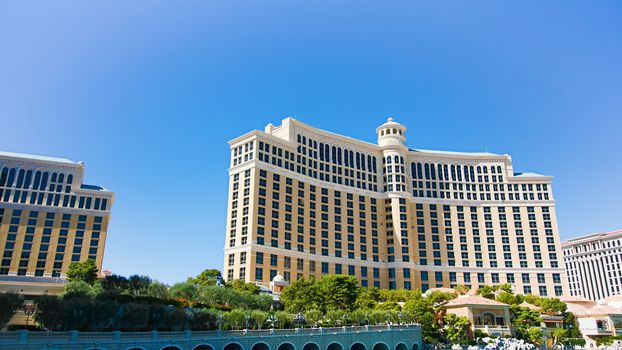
[250,310,268,329]
[550,328,569,344]
[126,275,153,296]
[348,308,369,325]
[443,313,471,345]
[169,281,199,305]
[378,288,414,302]
[375,301,402,311]
[226,279,261,294]
[281,275,360,313]
[303,309,323,327]
[0,292,23,329]
[280,278,323,312]
[526,327,544,345]
[403,290,440,342]
[224,308,246,329]
[511,305,543,341]
[453,285,470,295]
[63,280,103,298]
[323,309,345,326]
[538,298,567,315]
[495,291,523,305]
[319,275,359,312]
[476,284,512,300]
[189,269,223,287]
[565,338,586,346]
[596,335,622,346]
[274,311,293,329]
[356,287,379,309]
[66,259,99,285]
[101,274,129,291]
[197,285,272,311]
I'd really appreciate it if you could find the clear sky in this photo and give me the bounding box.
[1,1,620,285]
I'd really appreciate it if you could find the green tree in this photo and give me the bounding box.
[550,328,569,345]
[226,279,261,294]
[511,305,543,341]
[280,277,323,312]
[304,309,323,327]
[539,298,567,315]
[101,274,129,292]
[526,327,544,345]
[275,310,292,329]
[443,314,471,345]
[356,287,380,309]
[453,285,470,295]
[476,285,497,300]
[127,275,152,297]
[85,299,117,331]
[63,280,102,298]
[348,308,369,325]
[118,303,149,331]
[66,259,99,285]
[146,281,170,299]
[496,291,523,306]
[403,291,440,342]
[169,281,199,305]
[318,275,359,312]
[34,295,65,330]
[189,269,223,287]
[250,309,268,329]
[323,309,345,326]
[376,301,402,311]
[0,292,23,329]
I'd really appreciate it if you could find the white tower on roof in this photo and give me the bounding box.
[376,117,407,149]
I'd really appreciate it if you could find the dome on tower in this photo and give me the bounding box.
[376,117,407,148]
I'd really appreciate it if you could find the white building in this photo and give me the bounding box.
[563,230,622,300]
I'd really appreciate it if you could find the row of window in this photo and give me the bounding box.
[0,209,102,276]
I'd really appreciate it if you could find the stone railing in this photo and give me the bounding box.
[0,324,423,350]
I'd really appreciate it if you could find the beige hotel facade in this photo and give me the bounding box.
[224,117,568,297]
[0,151,113,295]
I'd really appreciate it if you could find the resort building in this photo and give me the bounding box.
[224,117,568,296]
[444,294,512,337]
[0,151,114,295]
[560,295,622,347]
[562,230,622,300]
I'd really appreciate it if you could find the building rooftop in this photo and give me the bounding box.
[410,148,502,157]
[562,229,622,246]
[513,172,548,177]
[0,150,77,165]
[444,294,509,307]
[80,184,107,191]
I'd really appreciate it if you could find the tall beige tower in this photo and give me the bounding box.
[224,117,568,296]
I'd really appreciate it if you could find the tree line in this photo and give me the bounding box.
[1,260,583,346]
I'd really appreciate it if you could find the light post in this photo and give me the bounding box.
[398,312,403,325]
[294,312,305,328]
[385,312,391,325]
[245,314,251,330]
[267,314,277,329]
[23,304,36,327]
[216,313,224,335]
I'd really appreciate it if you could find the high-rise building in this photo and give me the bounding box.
[563,230,622,300]
[224,117,568,297]
[0,151,114,295]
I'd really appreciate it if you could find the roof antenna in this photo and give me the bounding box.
[485,146,488,153]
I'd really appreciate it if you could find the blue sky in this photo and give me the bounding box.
[0,1,620,284]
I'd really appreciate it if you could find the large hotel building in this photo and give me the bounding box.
[0,151,114,295]
[224,118,568,297]
[563,230,622,301]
